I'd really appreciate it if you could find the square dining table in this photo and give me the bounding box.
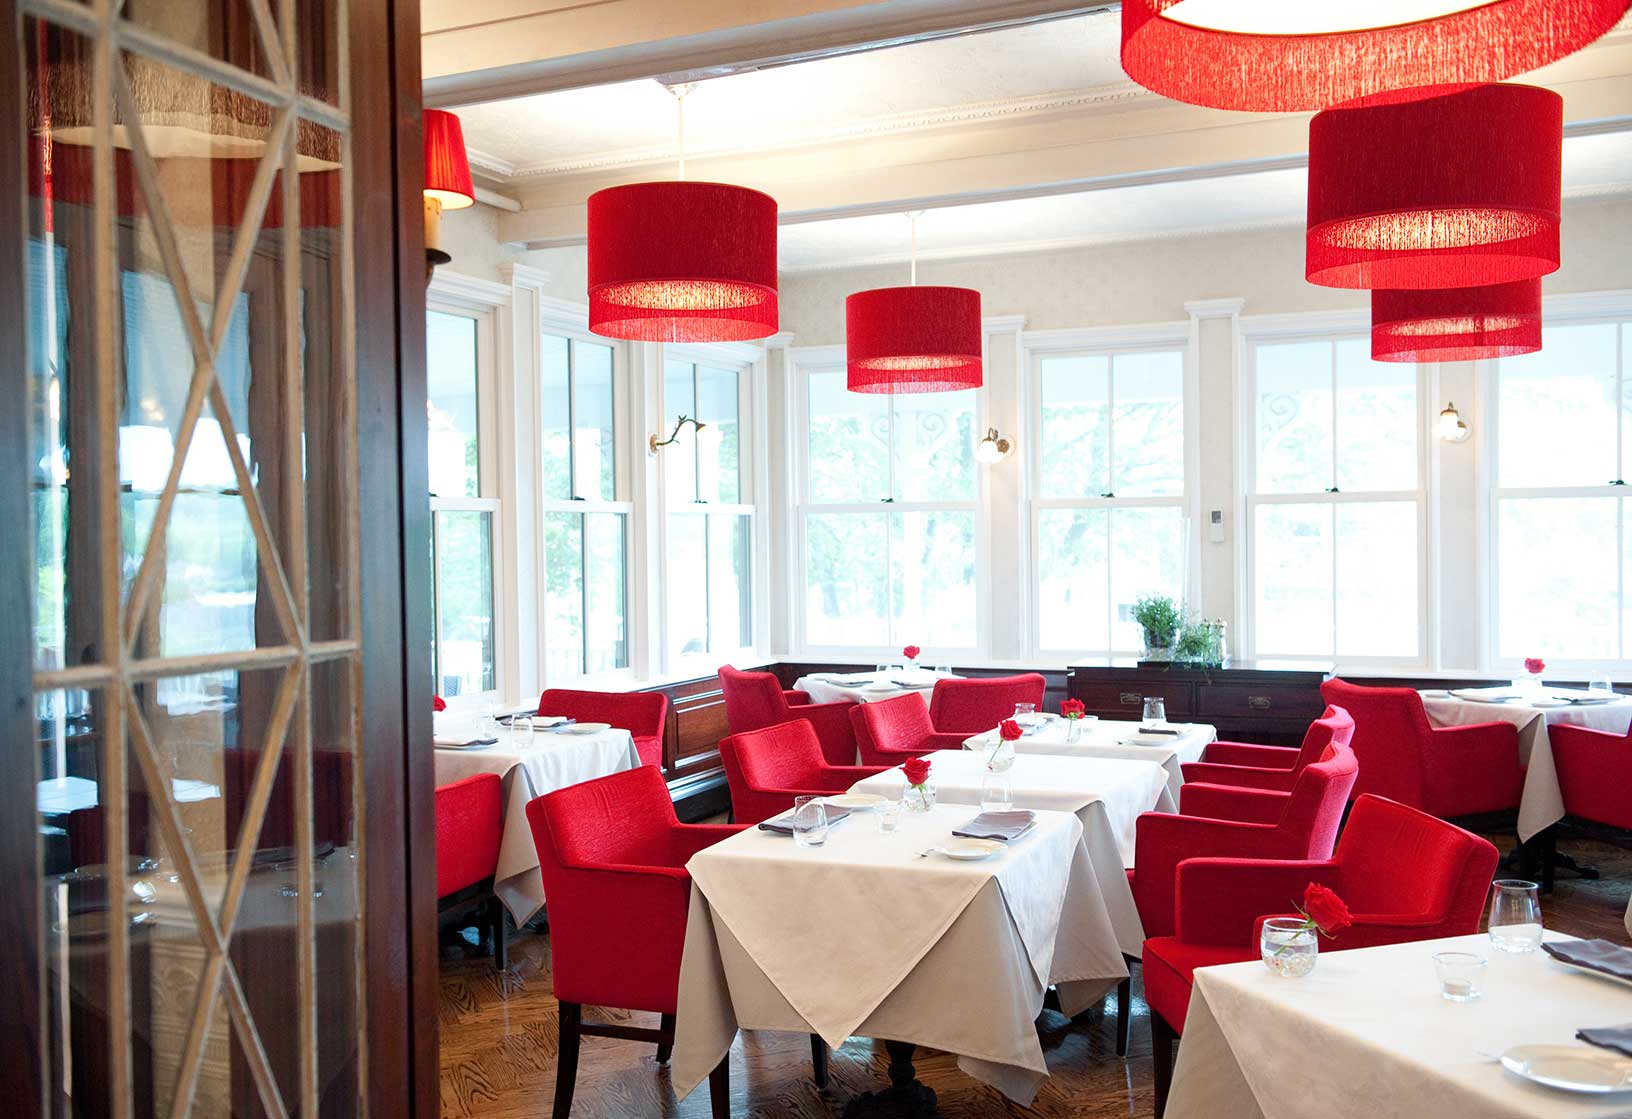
[672,802,1124,1107]
[791,668,961,706]
[1166,932,1626,1119]
[963,717,1217,803]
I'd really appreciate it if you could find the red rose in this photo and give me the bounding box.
[902,645,921,661]
[999,718,1022,741]
[1302,883,1352,936]
[1524,657,1546,675]
[433,695,447,712]
[902,757,931,787]
[1061,699,1085,719]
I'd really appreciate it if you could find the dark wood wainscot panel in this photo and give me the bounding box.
[1068,660,1334,747]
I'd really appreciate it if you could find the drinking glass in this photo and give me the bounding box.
[1588,676,1616,697]
[1488,879,1543,953]
[478,702,500,740]
[934,663,953,677]
[1013,702,1037,730]
[510,714,534,745]
[791,796,830,849]
[980,771,1013,812]
[1142,696,1167,725]
[1433,951,1486,1002]
[876,796,903,835]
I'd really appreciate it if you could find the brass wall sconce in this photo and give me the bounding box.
[974,427,1013,464]
[650,415,707,454]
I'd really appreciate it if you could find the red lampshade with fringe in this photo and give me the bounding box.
[846,285,983,394]
[1306,84,1562,290]
[1121,0,1630,112]
[1372,278,1542,362]
[587,181,778,343]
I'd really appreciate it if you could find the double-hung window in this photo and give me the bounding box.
[1490,318,1632,667]
[540,330,630,680]
[800,365,978,653]
[1246,333,1423,662]
[427,308,500,699]
[1031,346,1189,655]
[663,353,755,664]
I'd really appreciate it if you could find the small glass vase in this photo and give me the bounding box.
[903,657,919,673]
[1513,671,1545,694]
[903,776,937,813]
[982,736,1016,773]
[1143,633,1174,662]
[1261,918,1317,977]
[1065,717,1084,744]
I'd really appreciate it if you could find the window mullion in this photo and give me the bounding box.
[566,339,579,499]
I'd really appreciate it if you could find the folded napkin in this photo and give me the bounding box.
[433,736,498,749]
[1137,724,1182,736]
[1544,939,1632,984]
[757,806,852,835]
[953,810,1036,842]
[1578,1026,1632,1058]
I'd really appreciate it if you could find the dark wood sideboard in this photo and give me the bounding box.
[1065,659,1335,747]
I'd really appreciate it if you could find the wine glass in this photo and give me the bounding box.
[791,796,830,849]
[1488,879,1543,953]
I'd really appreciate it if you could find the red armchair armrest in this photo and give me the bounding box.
[1173,857,1341,946]
[1180,760,1299,793]
[668,823,748,864]
[784,689,813,706]
[1179,782,1290,824]
[1200,742,1299,768]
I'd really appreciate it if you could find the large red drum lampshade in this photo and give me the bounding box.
[1121,0,1631,112]
[587,181,778,342]
[846,286,983,393]
[1306,83,1562,290]
[1372,278,1542,362]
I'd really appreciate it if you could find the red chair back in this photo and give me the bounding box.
[1274,743,1358,854]
[928,673,1047,733]
[1321,678,1434,805]
[1295,705,1355,768]
[854,693,935,760]
[1551,724,1632,830]
[719,664,795,734]
[434,773,503,899]
[1334,795,1499,928]
[719,720,830,824]
[539,687,669,768]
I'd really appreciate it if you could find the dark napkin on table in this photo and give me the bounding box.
[758,806,852,836]
[1577,1026,1632,1058]
[1543,939,1632,983]
[953,810,1037,842]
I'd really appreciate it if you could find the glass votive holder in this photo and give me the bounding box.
[1433,951,1486,1002]
[876,799,902,834]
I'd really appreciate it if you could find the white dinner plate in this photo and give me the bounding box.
[862,681,898,693]
[937,838,1004,861]
[824,793,886,811]
[1501,1045,1632,1093]
[559,721,612,735]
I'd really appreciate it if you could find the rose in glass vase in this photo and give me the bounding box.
[1261,883,1353,978]
[1515,656,1546,693]
[902,644,922,671]
[985,718,1021,773]
[1061,698,1087,743]
[902,756,936,812]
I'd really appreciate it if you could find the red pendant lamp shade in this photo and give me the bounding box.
[1306,83,1561,291]
[1121,0,1631,112]
[846,286,983,394]
[423,109,474,210]
[1372,278,1542,362]
[587,181,778,342]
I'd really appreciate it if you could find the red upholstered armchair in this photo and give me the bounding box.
[850,692,968,766]
[1322,677,1523,817]
[538,687,669,769]
[435,773,507,970]
[1551,721,1632,831]
[719,720,889,824]
[526,766,744,1118]
[1181,705,1354,792]
[928,673,1047,734]
[719,664,858,765]
[1143,795,1498,1116]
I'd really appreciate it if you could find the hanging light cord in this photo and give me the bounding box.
[907,210,924,285]
[667,82,696,181]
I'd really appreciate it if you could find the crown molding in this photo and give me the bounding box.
[501,261,553,290]
[1185,298,1245,320]
[428,269,512,307]
[982,313,1027,334]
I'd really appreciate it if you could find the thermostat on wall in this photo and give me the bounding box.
[1208,509,1226,543]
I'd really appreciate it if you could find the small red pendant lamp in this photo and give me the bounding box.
[846,213,982,393]
[587,84,778,342]
[1372,278,1542,362]
[1306,83,1562,291]
[424,108,475,278]
[1121,0,1631,112]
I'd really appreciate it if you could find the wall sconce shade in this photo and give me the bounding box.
[423,109,475,210]
[1437,402,1472,443]
[974,428,1013,464]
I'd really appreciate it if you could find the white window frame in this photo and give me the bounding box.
[1481,290,1632,676]
[427,274,512,708]
[789,344,988,660]
[1237,309,1431,669]
[657,340,766,675]
[1021,323,1199,660]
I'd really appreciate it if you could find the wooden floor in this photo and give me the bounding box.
[439,834,1632,1118]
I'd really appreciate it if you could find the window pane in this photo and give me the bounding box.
[584,512,627,671]
[665,358,698,505]
[1040,355,1109,499]
[1255,503,1334,656]
[808,369,889,502]
[543,511,584,679]
[1112,351,1185,497]
[1498,323,1620,488]
[1110,506,1187,651]
[575,340,617,501]
[893,390,975,502]
[892,510,976,648]
[1256,341,1332,494]
[1497,496,1618,660]
[697,365,741,504]
[1335,341,1417,492]
[540,333,572,501]
[427,310,479,498]
[805,512,888,645]
[1334,501,1418,658]
[435,509,495,694]
[709,514,753,651]
[668,514,709,658]
[1037,508,1109,650]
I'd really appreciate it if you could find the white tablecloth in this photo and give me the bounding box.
[963,718,1216,804]
[673,803,1121,1106]
[848,750,1171,955]
[1420,691,1632,842]
[1167,932,1629,1119]
[792,669,959,706]
[434,725,641,923]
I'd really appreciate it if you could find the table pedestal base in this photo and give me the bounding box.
[842,1041,938,1118]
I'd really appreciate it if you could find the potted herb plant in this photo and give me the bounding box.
[1133,594,1182,661]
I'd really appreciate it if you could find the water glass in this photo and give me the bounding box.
[1588,676,1616,697]
[1013,701,1037,730]
[1488,879,1543,953]
[791,795,830,849]
[875,663,890,678]
[1433,951,1486,1002]
[478,703,500,740]
[509,714,534,744]
[934,663,953,677]
[1142,696,1167,725]
[980,771,1013,813]
[876,797,903,835]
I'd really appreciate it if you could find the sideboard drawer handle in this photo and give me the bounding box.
[1119,692,1143,706]
[1247,695,1272,710]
